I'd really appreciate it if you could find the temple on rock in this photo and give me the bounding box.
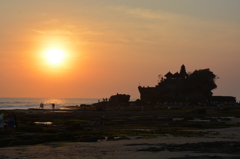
[138,65,236,105]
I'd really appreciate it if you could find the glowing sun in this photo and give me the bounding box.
[44,49,65,65]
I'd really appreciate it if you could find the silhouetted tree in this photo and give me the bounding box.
[189,68,217,95]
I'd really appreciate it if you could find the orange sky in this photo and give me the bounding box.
[0,0,240,100]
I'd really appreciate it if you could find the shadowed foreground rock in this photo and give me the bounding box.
[1,107,240,149]
[136,141,240,154]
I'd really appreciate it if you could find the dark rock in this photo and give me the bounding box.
[79,136,98,142]
[18,125,44,133]
[183,117,194,120]
[115,136,130,140]
[67,124,84,131]
[137,147,164,152]
[210,118,219,122]
[8,139,42,146]
[18,134,35,140]
[190,109,206,114]
[220,118,231,121]
[220,108,231,111]
[137,141,240,155]
[109,94,130,104]
[0,138,16,147]
[107,135,115,140]
[56,133,77,141]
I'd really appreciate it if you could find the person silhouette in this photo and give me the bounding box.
[52,103,55,109]
[40,103,44,109]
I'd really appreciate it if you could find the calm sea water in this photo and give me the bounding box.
[0,98,99,110]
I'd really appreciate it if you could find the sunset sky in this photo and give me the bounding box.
[1,0,240,100]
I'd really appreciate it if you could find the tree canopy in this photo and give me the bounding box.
[189,68,217,92]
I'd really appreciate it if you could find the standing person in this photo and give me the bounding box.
[13,114,18,128]
[83,105,86,112]
[8,114,17,132]
[8,115,15,129]
[40,103,44,109]
[52,103,55,109]
[0,113,7,129]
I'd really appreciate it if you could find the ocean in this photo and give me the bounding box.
[0,98,99,110]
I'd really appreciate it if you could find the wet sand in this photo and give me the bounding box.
[1,127,240,159]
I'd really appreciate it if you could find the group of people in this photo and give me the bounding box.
[0,113,18,131]
[40,103,55,109]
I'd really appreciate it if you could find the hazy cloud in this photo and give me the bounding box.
[33,30,47,34]
[43,19,60,25]
[65,24,77,29]
[33,29,72,35]
[113,6,178,21]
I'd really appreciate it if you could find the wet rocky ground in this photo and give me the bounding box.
[133,141,240,159]
[1,106,240,151]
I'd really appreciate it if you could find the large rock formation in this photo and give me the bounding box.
[109,93,130,105]
[138,65,221,104]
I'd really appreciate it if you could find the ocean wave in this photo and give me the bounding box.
[0,98,98,110]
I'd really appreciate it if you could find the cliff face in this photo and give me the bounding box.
[138,66,218,104]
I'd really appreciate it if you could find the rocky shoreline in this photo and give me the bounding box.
[1,106,240,158]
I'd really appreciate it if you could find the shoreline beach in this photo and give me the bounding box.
[1,127,240,159]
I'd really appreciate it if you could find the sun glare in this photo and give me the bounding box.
[44,49,65,65]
